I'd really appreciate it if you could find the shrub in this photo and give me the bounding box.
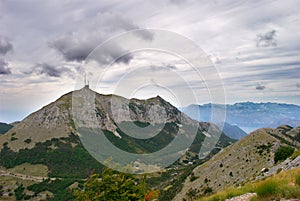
[24,138,32,144]
[203,187,213,195]
[276,168,282,174]
[186,188,199,199]
[291,148,300,160]
[256,180,279,197]
[14,184,25,200]
[73,168,150,201]
[296,175,300,186]
[274,146,294,163]
[190,172,198,182]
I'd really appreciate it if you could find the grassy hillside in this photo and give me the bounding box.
[174,126,300,201]
[197,166,300,201]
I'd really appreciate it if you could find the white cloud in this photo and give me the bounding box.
[1,0,300,122]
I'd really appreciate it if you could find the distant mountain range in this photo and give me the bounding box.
[0,122,13,134]
[2,87,299,200]
[182,102,300,134]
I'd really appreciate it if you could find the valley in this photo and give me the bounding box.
[0,88,299,201]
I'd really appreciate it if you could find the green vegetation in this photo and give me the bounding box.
[291,148,300,160]
[197,167,300,201]
[104,122,178,154]
[0,185,3,196]
[10,136,18,141]
[274,146,294,163]
[8,163,48,177]
[255,180,279,197]
[14,184,25,200]
[256,142,273,155]
[158,164,201,201]
[0,133,104,178]
[24,138,32,144]
[0,134,103,200]
[190,172,198,182]
[73,168,151,201]
[296,174,300,186]
[28,178,75,201]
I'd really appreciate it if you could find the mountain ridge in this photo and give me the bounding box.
[173,125,300,201]
[0,86,234,160]
[0,86,236,200]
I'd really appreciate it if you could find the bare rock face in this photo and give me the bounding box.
[0,86,201,151]
[72,87,199,138]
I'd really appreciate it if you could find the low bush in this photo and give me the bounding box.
[274,146,294,163]
[256,180,279,197]
[296,175,300,186]
[291,148,300,160]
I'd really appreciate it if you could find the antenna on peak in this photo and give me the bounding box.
[84,73,89,88]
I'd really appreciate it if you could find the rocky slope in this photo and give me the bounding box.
[173,125,300,201]
[0,86,235,200]
[0,86,232,154]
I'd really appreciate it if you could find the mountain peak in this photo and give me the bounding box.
[0,88,199,151]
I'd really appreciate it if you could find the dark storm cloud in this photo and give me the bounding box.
[256,84,266,90]
[0,37,13,55]
[27,63,73,77]
[255,84,266,91]
[49,37,94,62]
[166,64,177,70]
[150,64,177,72]
[115,53,133,64]
[0,59,12,75]
[49,12,153,64]
[256,30,277,47]
[88,42,136,65]
[134,29,154,41]
[50,36,136,65]
[169,0,188,4]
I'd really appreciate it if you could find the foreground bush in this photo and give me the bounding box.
[73,168,152,201]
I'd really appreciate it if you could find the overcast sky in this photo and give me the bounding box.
[0,0,300,123]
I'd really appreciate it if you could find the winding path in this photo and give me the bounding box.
[0,170,51,182]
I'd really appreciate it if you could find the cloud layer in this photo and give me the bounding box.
[0,0,300,122]
[0,37,13,55]
[0,59,11,75]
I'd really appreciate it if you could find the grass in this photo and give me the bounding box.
[296,175,300,186]
[291,148,300,160]
[8,163,48,177]
[197,167,300,201]
[0,175,38,201]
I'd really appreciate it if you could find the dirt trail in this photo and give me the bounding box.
[0,170,49,182]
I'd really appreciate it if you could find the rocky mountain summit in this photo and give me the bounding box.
[0,86,236,200]
[0,86,233,158]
